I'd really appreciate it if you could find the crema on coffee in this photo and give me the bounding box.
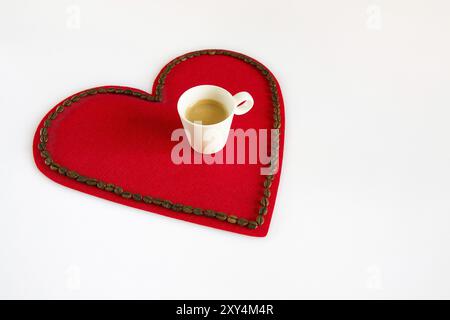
[185,99,229,125]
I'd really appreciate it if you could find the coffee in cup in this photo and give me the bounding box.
[177,85,254,154]
[185,99,229,125]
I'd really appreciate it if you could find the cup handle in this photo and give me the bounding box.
[232,92,254,115]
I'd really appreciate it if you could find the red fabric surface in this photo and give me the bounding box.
[33,50,284,237]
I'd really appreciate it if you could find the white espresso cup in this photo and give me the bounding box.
[177,85,254,154]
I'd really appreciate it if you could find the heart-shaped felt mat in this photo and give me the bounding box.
[33,49,284,237]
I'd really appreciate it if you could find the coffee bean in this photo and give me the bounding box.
[204,210,216,217]
[264,189,271,197]
[38,142,46,151]
[58,167,67,175]
[50,162,59,168]
[260,197,269,207]
[62,99,72,106]
[247,221,258,229]
[40,135,48,143]
[193,208,203,216]
[227,215,238,224]
[40,127,47,136]
[132,194,142,201]
[263,179,272,188]
[50,164,59,171]
[256,215,265,226]
[66,170,79,179]
[107,88,115,93]
[152,198,162,205]
[215,212,227,221]
[182,206,193,214]
[121,192,132,199]
[172,203,183,212]
[98,88,107,94]
[70,96,80,102]
[259,206,268,215]
[88,89,97,95]
[40,150,49,158]
[44,119,51,128]
[76,176,87,183]
[271,157,279,167]
[56,105,64,113]
[143,196,153,204]
[96,181,106,189]
[237,218,249,226]
[49,112,57,120]
[114,186,123,195]
[105,183,115,192]
[86,179,97,186]
[80,92,88,98]
[272,141,280,151]
[44,157,52,166]
[162,200,172,208]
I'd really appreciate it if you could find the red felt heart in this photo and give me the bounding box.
[33,49,284,237]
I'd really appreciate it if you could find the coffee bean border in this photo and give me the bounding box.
[37,49,281,231]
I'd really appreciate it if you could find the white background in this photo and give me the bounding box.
[1,0,449,299]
